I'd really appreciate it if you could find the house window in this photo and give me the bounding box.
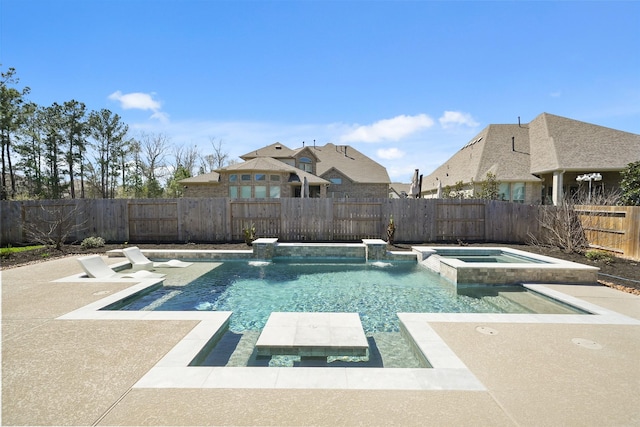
[499,183,511,201]
[241,174,251,182]
[229,186,238,198]
[513,183,525,203]
[330,178,342,184]
[299,157,313,173]
[240,186,251,198]
[270,175,280,182]
[229,174,238,183]
[255,174,266,181]
[255,186,267,198]
[269,186,281,198]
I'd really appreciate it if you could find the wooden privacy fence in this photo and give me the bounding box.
[1,198,543,246]
[576,205,640,261]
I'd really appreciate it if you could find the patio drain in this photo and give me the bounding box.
[476,326,498,335]
[571,338,602,350]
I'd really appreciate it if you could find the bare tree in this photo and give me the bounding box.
[529,191,621,253]
[172,144,199,177]
[200,137,229,173]
[23,202,88,250]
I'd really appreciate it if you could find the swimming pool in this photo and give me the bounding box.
[111,260,584,334]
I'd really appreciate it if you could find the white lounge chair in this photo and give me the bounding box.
[122,246,193,271]
[77,255,165,279]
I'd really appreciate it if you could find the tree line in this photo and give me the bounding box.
[0,66,230,200]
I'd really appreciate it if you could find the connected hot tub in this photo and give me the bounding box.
[413,246,599,287]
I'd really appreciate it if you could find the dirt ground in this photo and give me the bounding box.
[1,241,638,295]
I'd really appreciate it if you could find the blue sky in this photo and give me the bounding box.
[2,0,639,182]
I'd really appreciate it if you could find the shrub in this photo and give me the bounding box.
[81,236,105,249]
[585,249,615,264]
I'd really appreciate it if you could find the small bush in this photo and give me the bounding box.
[81,236,105,249]
[585,249,615,264]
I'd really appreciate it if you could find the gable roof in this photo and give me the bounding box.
[310,143,390,184]
[240,142,297,160]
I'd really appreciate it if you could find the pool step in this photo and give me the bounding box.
[499,290,579,314]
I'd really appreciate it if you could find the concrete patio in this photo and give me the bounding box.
[2,255,640,426]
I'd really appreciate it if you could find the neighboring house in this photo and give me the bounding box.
[421,113,640,205]
[389,183,412,198]
[181,142,390,198]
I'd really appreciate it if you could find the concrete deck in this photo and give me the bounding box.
[2,255,640,426]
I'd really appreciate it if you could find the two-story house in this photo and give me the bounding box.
[180,142,391,198]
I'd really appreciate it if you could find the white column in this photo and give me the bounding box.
[552,171,564,205]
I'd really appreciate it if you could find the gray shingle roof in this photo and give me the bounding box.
[422,112,640,191]
[310,143,390,183]
[530,113,640,173]
[239,142,390,184]
[179,171,220,184]
[422,124,537,191]
[240,142,297,160]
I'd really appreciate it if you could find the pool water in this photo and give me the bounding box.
[114,260,581,333]
[437,251,548,264]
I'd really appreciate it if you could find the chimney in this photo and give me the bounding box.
[518,116,521,127]
[302,141,305,147]
[512,136,515,151]
[344,146,348,157]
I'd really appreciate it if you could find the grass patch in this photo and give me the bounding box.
[0,245,45,258]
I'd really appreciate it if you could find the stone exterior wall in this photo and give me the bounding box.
[183,185,226,198]
[322,170,388,198]
[293,149,317,175]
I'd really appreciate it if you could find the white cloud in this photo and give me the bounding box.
[377,147,405,160]
[438,111,479,129]
[109,91,161,110]
[550,91,562,98]
[340,114,435,143]
[108,90,168,121]
[150,111,170,123]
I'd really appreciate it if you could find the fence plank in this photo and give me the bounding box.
[576,205,640,260]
